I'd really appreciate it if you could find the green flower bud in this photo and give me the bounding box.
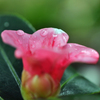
[21,70,60,100]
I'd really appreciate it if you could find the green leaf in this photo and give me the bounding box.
[0,96,4,100]
[59,95,100,100]
[60,66,100,96]
[0,15,36,100]
[28,94,100,100]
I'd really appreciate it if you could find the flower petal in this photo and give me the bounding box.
[29,28,69,53]
[1,30,31,57]
[52,43,99,82]
[22,48,64,76]
[22,48,70,83]
[64,43,99,64]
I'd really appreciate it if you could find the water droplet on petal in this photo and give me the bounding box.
[53,34,58,37]
[63,35,66,43]
[81,50,90,55]
[54,28,65,34]
[69,44,72,47]
[17,30,24,35]
[30,44,35,54]
[40,30,48,36]
[4,22,9,27]
[91,49,96,53]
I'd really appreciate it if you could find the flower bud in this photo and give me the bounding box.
[21,70,60,100]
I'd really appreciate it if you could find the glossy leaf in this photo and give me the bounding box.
[60,67,100,96]
[59,95,100,100]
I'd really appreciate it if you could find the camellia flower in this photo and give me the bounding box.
[1,28,99,100]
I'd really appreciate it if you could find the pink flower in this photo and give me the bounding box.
[1,28,99,99]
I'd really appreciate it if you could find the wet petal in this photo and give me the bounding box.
[52,43,99,82]
[29,28,69,53]
[1,30,31,56]
[64,43,99,64]
[22,48,64,76]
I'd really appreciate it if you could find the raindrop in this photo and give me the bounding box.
[53,34,57,37]
[30,44,35,54]
[54,28,65,34]
[81,50,90,54]
[91,49,96,53]
[40,30,48,36]
[4,22,9,27]
[63,35,66,43]
[17,30,24,35]
[69,44,72,47]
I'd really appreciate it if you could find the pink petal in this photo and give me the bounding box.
[64,43,99,64]
[29,28,69,53]
[51,43,99,82]
[22,48,65,75]
[22,48,70,83]
[1,30,31,57]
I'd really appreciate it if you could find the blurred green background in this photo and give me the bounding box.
[0,0,100,86]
